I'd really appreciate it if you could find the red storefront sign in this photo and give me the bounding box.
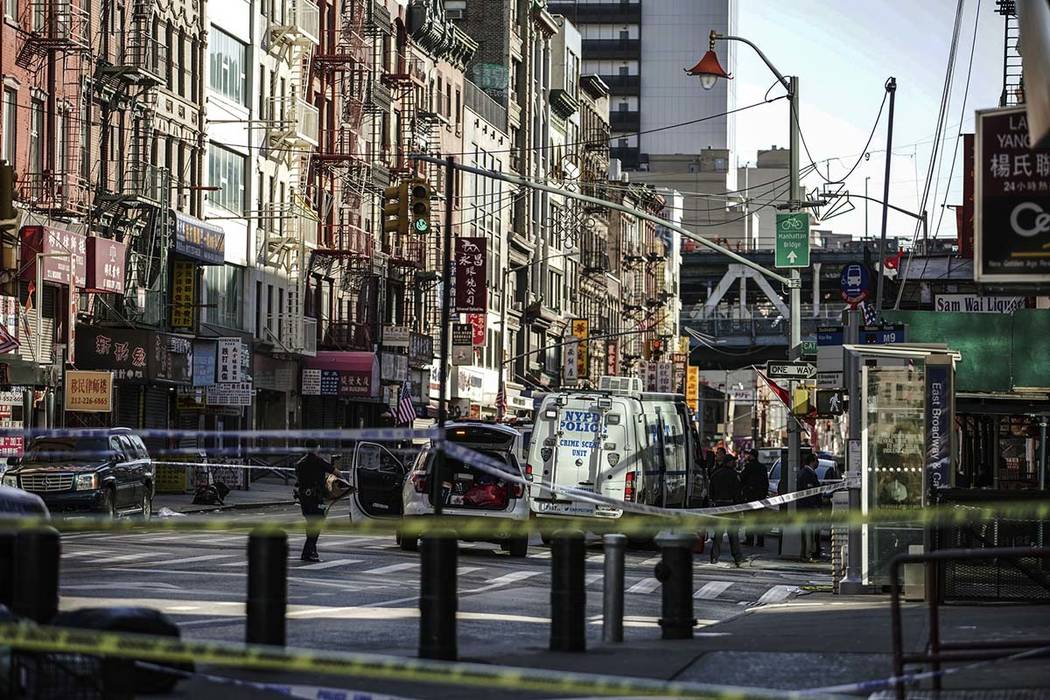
[19,226,87,287]
[606,341,619,376]
[467,313,486,346]
[85,237,128,294]
[453,237,487,313]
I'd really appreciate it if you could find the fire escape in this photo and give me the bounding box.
[996,0,1024,107]
[261,0,320,355]
[310,0,376,350]
[91,0,168,325]
[14,0,94,219]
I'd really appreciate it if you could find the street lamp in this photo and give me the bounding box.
[686,29,806,554]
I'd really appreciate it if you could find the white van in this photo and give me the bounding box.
[525,376,708,522]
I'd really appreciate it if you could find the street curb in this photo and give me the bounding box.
[159,499,295,516]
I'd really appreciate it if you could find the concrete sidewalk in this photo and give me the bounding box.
[154,475,295,515]
[170,593,1050,699]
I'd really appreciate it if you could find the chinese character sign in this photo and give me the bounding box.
[85,237,127,294]
[563,335,579,382]
[468,313,487,346]
[171,261,197,330]
[571,319,589,378]
[686,366,700,413]
[976,106,1050,281]
[605,340,619,376]
[453,237,487,314]
[64,370,113,413]
[217,338,242,383]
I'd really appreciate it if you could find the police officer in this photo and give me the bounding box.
[295,440,339,563]
[740,450,769,546]
[708,455,744,566]
[797,453,824,561]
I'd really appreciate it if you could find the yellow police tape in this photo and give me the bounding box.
[0,499,1048,538]
[0,622,775,699]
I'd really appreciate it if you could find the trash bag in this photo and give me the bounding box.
[463,482,508,509]
[52,607,193,694]
[191,481,230,506]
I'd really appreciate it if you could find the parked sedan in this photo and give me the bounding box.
[767,458,842,497]
[2,429,155,518]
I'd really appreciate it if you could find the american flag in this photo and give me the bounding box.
[495,387,506,420]
[860,300,879,326]
[393,380,417,425]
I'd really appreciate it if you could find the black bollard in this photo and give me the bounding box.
[13,528,60,623]
[246,529,288,646]
[0,531,15,609]
[419,533,458,660]
[654,531,697,640]
[550,529,585,652]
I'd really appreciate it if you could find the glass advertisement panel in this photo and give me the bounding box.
[862,364,926,586]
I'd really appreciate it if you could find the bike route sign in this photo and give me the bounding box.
[775,212,810,268]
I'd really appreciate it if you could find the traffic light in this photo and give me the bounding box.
[791,387,811,416]
[409,179,431,235]
[382,180,409,236]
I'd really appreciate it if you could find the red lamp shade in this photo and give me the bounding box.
[685,50,732,89]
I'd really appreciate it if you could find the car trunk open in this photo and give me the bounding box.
[427,449,518,511]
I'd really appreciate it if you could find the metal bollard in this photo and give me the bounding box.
[654,531,697,640]
[419,533,457,661]
[246,529,288,646]
[550,529,586,652]
[602,533,626,643]
[0,531,15,610]
[13,528,60,623]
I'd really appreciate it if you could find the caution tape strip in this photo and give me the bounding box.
[0,622,798,699]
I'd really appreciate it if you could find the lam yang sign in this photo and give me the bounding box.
[975,105,1050,282]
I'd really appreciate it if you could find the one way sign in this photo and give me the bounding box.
[766,361,817,380]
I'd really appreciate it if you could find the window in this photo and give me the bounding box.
[207,144,246,214]
[55,108,67,171]
[29,97,44,175]
[209,27,247,105]
[203,264,245,329]
[4,0,14,21]
[1,87,15,164]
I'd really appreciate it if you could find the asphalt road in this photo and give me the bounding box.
[51,504,833,697]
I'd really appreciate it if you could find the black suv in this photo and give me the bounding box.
[2,428,155,518]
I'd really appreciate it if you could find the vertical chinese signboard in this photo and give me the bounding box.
[686,366,700,413]
[85,237,127,294]
[452,323,473,366]
[562,331,579,383]
[672,352,687,393]
[570,319,588,379]
[171,261,197,331]
[454,237,487,313]
[605,340,619,376]
[217,338,242,383]
[975,105,1050,282]
[467,313,486,346]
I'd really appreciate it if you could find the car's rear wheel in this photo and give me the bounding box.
[102,488,118,519]
[507,537,528,558]
[139,490,152,520]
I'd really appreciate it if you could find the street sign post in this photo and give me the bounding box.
[839,262,871,307]
[775,213,810,268]
[766,361,816,380]
[801,339,817,357]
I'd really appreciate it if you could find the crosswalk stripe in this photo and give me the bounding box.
[362,562,419,575]
[61,549,110,559]
[757,585,798,605]
[640,556,662,566]
[457,566,484,576]
[93,552,159,564]
[586,554,604,563]
[126,554,235,567]
[585,573,603,586]
[528,551,552,559]
[297,558,364,571]
[483,570,543,586]
[694,581,734,599]
[626,577,661,594]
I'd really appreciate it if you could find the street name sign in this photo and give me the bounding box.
[801,339,818,356]
[775,213,810,268]
[766,361,816,380]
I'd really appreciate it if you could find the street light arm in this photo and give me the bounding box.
[711,32,791,93]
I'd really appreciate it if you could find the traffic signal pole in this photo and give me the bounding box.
[432,156,456,517]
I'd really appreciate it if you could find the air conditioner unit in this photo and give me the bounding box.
[446,7,465,19]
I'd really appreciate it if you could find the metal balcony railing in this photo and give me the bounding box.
[268,0,320,46]
[320,320,373,351]
[25,0,90,48]
[264,97,319,147]
[17,171,92,216]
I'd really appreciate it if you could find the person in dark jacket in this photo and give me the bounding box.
[796,453,824,561]
[708,459,744,566]
[739,450,769,546]
[295,440,339,563]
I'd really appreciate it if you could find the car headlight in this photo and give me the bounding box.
[74,473,98,491]
[2,475,17,488]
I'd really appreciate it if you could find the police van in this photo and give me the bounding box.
[525,376,708,522]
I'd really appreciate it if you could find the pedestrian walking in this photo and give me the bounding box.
[708,457,744,566]
[294,440,342,563]
[797,453,824,562]
[739,450,769,547]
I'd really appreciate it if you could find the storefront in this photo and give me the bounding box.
[74,326,193,445]
[450,365,499,420]
[301,351,382,429]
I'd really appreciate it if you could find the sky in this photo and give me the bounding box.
[731,0,1008,244]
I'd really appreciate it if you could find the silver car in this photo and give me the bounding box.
[348,422,531,557]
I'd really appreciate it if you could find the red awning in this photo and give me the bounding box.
[304,351,376,373]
